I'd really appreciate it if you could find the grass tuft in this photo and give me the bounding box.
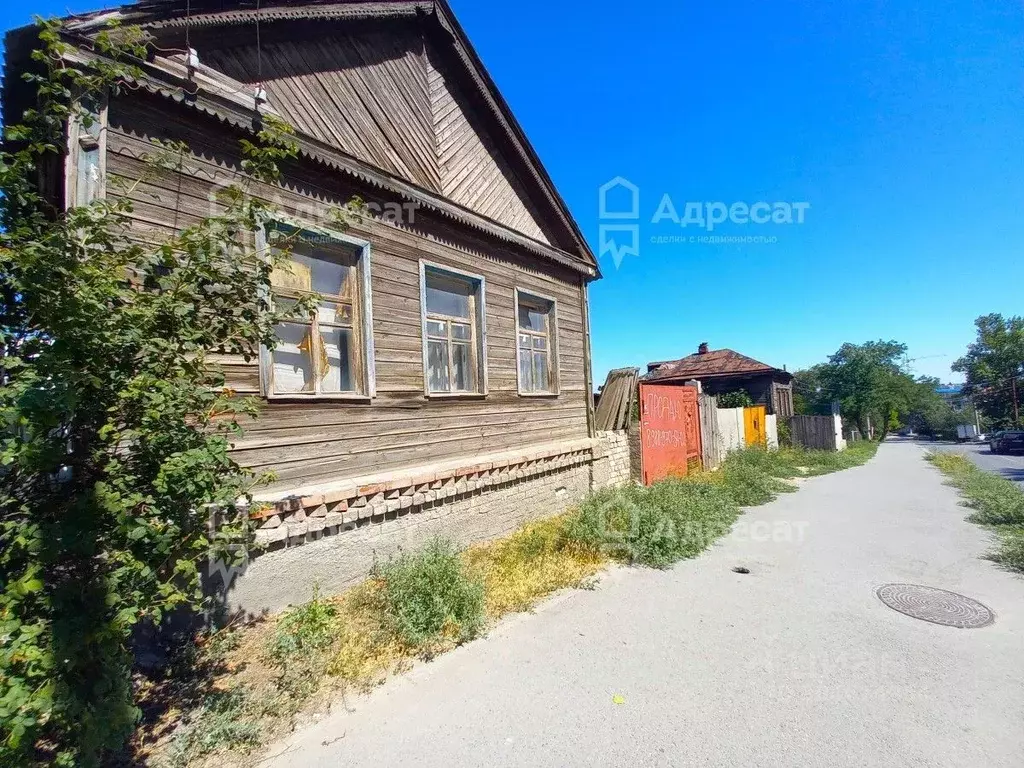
[927,451,1024,572]
[372,538,486,653]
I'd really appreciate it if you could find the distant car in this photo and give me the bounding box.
[991,430,1024,454]
[990,431,1004,452]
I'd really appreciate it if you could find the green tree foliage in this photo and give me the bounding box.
[792,365,829,415]
[953,314,1024,428]
[0,20,329,765]
[716,389,754,409]
[794,341,924,438]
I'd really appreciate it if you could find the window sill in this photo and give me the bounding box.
[518,391,560,398]
[425,392,488,400]
[265,394,373,404]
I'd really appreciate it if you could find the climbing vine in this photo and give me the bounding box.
[0,19,325,765]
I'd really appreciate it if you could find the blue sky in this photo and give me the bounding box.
[4,1,1022,383]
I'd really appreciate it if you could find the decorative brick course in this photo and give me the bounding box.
[226,437,636,614]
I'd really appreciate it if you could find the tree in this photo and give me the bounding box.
[953,314,1024,428]
[815,341,916,439]
[0,21,347,765]
[792,364,830,415]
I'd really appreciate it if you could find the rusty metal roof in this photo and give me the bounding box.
[646,348,783,381]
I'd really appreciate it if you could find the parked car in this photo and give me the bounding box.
[990,430,1024,454]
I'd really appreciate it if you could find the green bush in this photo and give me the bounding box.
[718,462,794,506]
[993,530,1024,572]
[566,443,878,568]
[717,390,754,409]
[373,539,486,650]
[164,687,280,767]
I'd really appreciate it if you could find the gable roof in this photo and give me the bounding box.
[646,348,784,382]
[3,0,599,277]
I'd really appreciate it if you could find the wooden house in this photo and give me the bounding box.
[646,343,795,417]
[3,0,626,610]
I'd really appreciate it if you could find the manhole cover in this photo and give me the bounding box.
[876,584,994,629]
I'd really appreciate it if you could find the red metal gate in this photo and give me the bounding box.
[639,383,702,485]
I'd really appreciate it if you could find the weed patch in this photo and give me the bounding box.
[372,538,487,653]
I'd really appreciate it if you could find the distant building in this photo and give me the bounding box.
[646,343,794,416]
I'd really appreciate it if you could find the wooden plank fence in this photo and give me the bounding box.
[595,367,639,432]
[789,415,838,451]
[698,392,722,469]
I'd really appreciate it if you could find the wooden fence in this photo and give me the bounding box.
[698,392,722,470]
[789,415,839,451]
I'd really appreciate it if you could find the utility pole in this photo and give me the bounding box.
[1013,377,1020,426]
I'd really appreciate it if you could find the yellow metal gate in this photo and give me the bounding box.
[744,405,766,446]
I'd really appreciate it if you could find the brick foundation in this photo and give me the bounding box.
[225,433,634,615]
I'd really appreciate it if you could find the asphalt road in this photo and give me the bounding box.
[928,439,1024,488]
[266,441,1024,768]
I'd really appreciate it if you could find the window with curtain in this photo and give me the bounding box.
[267,237,368,397]
[68,97,105,207]
[422,266,484,395]
[516,291,557,395]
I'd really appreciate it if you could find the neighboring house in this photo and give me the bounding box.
[647,343,795,417]
[3,0,628,611]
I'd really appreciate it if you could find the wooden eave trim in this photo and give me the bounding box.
[64,3,434,33]
[62,45,598,278]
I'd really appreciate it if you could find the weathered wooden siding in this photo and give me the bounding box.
[202,26,440,194]
[426,45,550,244]
[105,94,589,492]
[199,24,552,246]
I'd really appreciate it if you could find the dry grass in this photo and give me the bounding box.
[463,516,607,617]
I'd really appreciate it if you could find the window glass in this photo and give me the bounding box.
[452,343,473,391]
[268,239,365,397]
[532,351,549,392]
[516,292,556,394]
[427,339,450,392]
[518,351,533,392]
[518,304,546,332]
[320,327,354,393]
[422,266,483,394]
[425,273,472,318]
[272,322,314,393]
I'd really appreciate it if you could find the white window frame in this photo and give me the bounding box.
[514,288,560,397]
[64,95,108,209]
[419,260,488,398]
[258,221,376,401]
